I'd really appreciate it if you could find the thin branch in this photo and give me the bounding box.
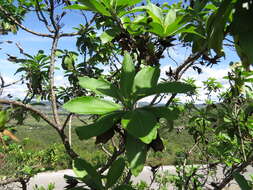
[35,0,54,33]
[0,99,58,129]
[214,155,253,190]
[49,34,61,126]
[62,113,73,130]
[165,51,204,106]
[0,5,53,38]
[59,13,98,37]
[49,0,58,31]
[101,145,112,157]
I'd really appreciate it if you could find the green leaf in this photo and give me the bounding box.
[233,172,251,190]
[78,76,120,99]
[114,185,136,190]
[120,52,135,99]
[144,3,164,24]
[165,15,185,36]
[100,29,119,44]
[231,1,253,69]
[76,112,123,140]
[125,135,147,176]
[79,0,111,16]
[64,4,89,10]
[121,109,158,144]
[164,9,176,29]
[148,22,165,37]
[63,96,122,115]
[132,66,160,94]
[135,81,194,101]
[206,0,234,55]
[106,158,125,188]
[73,158,103,189]
[116,0,141,7]
[62,56,74,70]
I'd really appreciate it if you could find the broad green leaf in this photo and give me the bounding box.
[148,22,165,37]
[116,0,141,7]
[206,0,234,55]
[79,0,111,16]
[144,3,164,24]
[64,4,89,10]
[233,172,251,190]
[100,29,119,44]
[132,66,160,94]
[121,109,157,144]
[76,112,123,140]
[125,135,147,176]
[114,185,136,190]
[164,9,176,29]
[135,81,194,101]
[120,52,135,99]
[173,25,204,38]
[165,16,186,36]
[62,56,74,70]
[106,158,125,188]
[73,158,103,189]
[231,1,253,69]
[78,76,120,99]
[144,107,180,121]
[63,96,122,115]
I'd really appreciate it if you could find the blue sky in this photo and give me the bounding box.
[0,0,241,102]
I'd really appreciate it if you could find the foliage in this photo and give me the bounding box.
[1,0,253,189]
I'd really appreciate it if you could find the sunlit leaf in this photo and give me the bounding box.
[78,76,120,99]
[120,52,135,99]
[78,0,111,16]
[63,96,122,115]
[132,66,160,94]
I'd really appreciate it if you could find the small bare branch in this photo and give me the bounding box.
[0,99,58,130]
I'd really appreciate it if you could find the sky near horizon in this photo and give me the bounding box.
[0,0,240,103]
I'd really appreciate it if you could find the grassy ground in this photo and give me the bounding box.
[1,113,195,177]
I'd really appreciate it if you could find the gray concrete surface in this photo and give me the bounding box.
[1,165,253,190]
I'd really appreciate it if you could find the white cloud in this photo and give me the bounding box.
[158,65,231,104]
[0,75,27,98]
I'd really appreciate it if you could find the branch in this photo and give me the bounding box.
[0,5,53,38]
[62,113,73,130]
[214,156,253,190]
[49,34,61,126]
[0,99,58,129]
[59,13,98,37]
[165,51,204,106]
[35,0,54,33]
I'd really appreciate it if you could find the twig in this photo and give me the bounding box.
[0,99,59,130]
[0,5,53,38]
[62,113,73,130]
[101,145,112,157]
